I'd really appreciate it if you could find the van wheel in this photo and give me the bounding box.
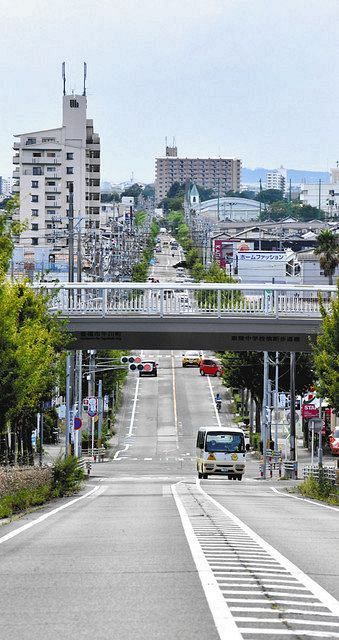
[237,474,243,481]
[202,473,208,479]
[198,471,203,479]
[200,370,205,376]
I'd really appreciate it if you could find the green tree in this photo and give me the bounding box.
[143,184,155,199]
[314,229,339,285]
[134,210,148,227]
[101,192,120,203]
[313,286,339,412]
[256,189,284,204]
[121,183,143,199]
[196,185,215,200]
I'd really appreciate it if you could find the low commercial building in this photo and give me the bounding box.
[300,167,339,217]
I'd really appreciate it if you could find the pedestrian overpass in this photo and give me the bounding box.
[34,281,335,352]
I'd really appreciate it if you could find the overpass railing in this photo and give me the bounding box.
[31,282,336,318]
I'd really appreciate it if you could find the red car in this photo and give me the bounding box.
[199,358,223,377]
[328,428,339,456]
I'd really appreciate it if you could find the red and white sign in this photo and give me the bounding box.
[301,403,319,419]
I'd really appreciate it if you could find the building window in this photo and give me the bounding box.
[31,180,39,188]
[46,181,56,186]
[67,152,74,160]
[46,209,56,215]
[66,181,73,189]
[47,166,55,172]
[46,195,56,200]
[66,167,74,174]
[33,152,41,157]
[33,167,42,175]
[26,138,36,145]
[31,223,38,231]
[31,237,38,245]
[42,137,55,143]
[47,152,56,158]
[31,209,39,217]
[31,194,39,202]
[70,99,79,108]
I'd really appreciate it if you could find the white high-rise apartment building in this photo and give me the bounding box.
[12,81,100,252]
[266,166,287,192]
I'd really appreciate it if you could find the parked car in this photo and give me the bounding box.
[139,361,158,377]
[328,428,339,456]
[182,351,201,367]
[199,358,223,377]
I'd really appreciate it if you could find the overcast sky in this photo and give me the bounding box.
[1,0,338,183]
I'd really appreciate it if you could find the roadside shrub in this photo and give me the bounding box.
[52,455,85,497]
[299,474,339,504]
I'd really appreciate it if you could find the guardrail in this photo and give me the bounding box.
[81,447,106,462]
[30,282,336,318]
[303,465,336,484]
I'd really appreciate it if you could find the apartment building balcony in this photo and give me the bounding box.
[45,200,61,208]
[13,154,20,164]
[13,168,20,178]
[12,184,20,193]
[45,186,61,194]
[13,142,20,151]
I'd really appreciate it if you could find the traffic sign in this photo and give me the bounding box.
[308,418,322,433]
[74,417,82,430]
[87,397,98,417]
[302,403,319,419]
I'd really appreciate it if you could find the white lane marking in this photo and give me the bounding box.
[271,487,339,512]
[0,485,101,545]
[196,480,339,616]
[207,375,222,427]
[162,485,173,497]
[144,457,152,460]
[235,617,339,627]
[237,631,339,637]
[127,377,140,437]
[230,608,336,616]
[113,443,130,459]
[171,482,242,640]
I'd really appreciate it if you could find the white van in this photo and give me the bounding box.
[196,426,246,480]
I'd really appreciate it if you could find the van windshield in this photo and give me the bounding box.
[206,432,244,453]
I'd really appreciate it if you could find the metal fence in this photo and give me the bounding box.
[302,465,337,484]
[31,282,336,319]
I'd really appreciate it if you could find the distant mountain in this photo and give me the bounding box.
[242,167,330,185]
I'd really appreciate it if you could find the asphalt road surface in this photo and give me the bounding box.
[0,237,338,640]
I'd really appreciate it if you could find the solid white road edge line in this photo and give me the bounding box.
[196,479,339,616]
[207,374,222,427]
[0,484,102,545]
[271,487,339,512]
[171,482,243,640]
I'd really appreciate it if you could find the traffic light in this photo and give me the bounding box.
[83,398,89,412]
[121,355,143,371]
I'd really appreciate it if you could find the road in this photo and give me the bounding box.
[0,236,338,640]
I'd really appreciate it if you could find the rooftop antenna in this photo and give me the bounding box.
[173,136,176,147]
[62,61,66,96]
[83,62,87,96]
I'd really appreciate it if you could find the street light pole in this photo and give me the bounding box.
[290,351,296,476]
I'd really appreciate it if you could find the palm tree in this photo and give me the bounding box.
[314,229,339,285]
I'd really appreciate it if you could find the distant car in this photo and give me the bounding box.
[328,428,339,456]
[155,247,162,253]
[139,361,158,377]
[182,351,201,367]
[199,358,223,377]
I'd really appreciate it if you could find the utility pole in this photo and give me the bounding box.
[318,397,323,468]
[217,178,220,221]
[259,178,262,218]
[261,351,269,479]
[274,352,279,452]
[318,179,322,217]
[65,353,73,457]
[98,379,103,446]
[39,406,44,467]
[87,350,96,455]
[75,350,83,457]
[290,351,296,476]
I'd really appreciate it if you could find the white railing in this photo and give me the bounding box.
[31,282,336,318]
